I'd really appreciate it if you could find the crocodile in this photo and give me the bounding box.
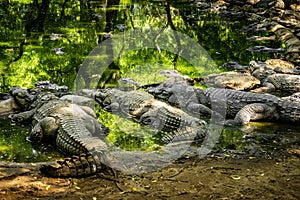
[0,81,70,116]
[249,61,300,93]
[145,76,300,126]
[93,88,208,143]
[8,87,110,177]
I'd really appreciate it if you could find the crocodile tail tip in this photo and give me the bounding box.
[39,154,103,177]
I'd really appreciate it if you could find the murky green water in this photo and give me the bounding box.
[0,118,62,162]
[0,0,296,162]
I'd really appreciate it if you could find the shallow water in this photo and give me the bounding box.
[0,0,296,162]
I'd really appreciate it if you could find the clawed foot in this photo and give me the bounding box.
[8,113,23,123]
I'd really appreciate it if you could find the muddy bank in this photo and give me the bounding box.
[0,156,299,200]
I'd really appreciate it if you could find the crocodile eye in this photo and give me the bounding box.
[141,117,161,129]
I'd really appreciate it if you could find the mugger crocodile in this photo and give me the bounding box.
[93,88,208,143]
[5,86,110,177]
[145,77,300,126]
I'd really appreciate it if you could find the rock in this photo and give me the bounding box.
[247,0,260,5]
[274,67,300,74]
[275,0,285,9]
[201,72,260,90]
[254,0,284,9]
[265,59,295,69]
[265,59,300,74]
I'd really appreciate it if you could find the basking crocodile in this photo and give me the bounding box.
[249,61,300,93]
[93,88,208,143]
[145,76,300,125]
[8,87,110,177]
[0,81,70,116]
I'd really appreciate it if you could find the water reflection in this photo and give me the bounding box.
[217,122,300,158]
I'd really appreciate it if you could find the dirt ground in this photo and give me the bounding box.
[0,155,299,200]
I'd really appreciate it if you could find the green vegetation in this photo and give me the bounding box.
[0,0,279,91]
[96,108,159,151]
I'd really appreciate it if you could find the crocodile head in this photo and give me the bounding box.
[146,81,197,107]
[146,84,173,100]
[27,126,43,143]
[0,85,55,116]
[0,82,67,116]
[94,89,121,112]
[9,86,36,110]
[0,87,35,116]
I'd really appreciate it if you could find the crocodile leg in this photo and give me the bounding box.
[185,102,226,123]
[83,117,109,138]
[186,102,213,117]
[29,117,59,143]
[225,103,277,126]
[78,105,97,117]
[102,102,121,113]
[78,109,109,138]
[9,109,36,123]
